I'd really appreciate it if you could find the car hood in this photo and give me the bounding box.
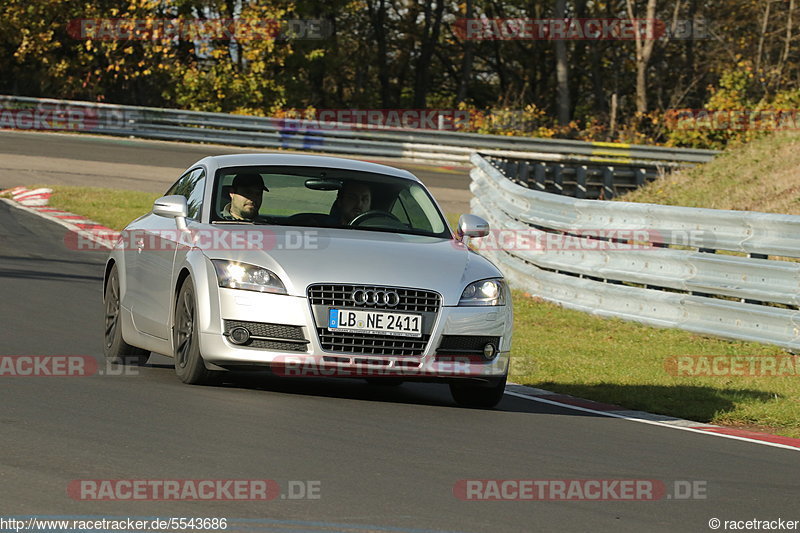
[203,226,502,305]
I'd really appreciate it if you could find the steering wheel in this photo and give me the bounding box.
[349,210,402,226]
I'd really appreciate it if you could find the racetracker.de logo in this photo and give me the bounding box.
[664,355,800,377]
[64,228,322,252]
[279,109,472,131]
[66,18,331,41]
[0,108,100,131]
[67,479,281,501]
[0,356,98,377]
[666,109,800,131]
[453,18,709,41]
[464,228,712,252]
[454,479,707,501]
[270,356,505,378]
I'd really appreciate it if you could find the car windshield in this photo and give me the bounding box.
[211,165,451,238]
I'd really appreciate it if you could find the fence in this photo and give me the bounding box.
[470,152,800,351]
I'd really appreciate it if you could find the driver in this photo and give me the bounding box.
[221,173,269,221]
[336,181,371,224]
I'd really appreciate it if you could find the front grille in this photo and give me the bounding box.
[308,284,440,356]
[223,320,308,351]
[307,284,440,313]
[436,335,500,355]
[248,339,307,352]
[316,328,430,357]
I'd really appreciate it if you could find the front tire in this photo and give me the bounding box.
[449,374,507,409]
[104,263,150,366]
[173,276,215,385]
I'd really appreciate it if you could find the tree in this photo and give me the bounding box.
[554,0,571,125]
[626,0,658,115]
[411,0,446,107]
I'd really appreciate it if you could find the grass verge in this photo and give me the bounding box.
[619,132,800,215]
[47,186,160,230]
[43,185,799,437]
[510,292,798,438]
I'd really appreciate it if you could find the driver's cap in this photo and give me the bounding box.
[232,173,269,192]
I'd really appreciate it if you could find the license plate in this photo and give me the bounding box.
[328,309,422,338]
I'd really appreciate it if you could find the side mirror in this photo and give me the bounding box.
[153,195,188,230]
[153,195,188,218]
[457,214,490,240]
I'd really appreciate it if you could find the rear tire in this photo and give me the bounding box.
[173,276,216,385]
[449,374,507,409]
[104,264,150,366]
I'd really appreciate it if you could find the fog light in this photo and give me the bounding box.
[229,326,250,345]
[482,343,497,360]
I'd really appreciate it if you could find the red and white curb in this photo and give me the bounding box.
[4,186,52,206]
[2,186,798,451]
[0,186,116,249]
[505,383,800,452]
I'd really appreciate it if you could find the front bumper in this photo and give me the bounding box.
[197,288,512,380]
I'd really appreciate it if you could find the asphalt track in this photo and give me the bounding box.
[0,132,799,532]
[0,130,472,214]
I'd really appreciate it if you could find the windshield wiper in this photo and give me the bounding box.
[211,219,277,225]
[338,226,447,238]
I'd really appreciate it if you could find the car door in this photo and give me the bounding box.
[130,168,206,340]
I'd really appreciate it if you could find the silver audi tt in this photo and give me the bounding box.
[103,154,512,407]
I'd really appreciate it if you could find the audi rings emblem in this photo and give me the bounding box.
[352,289,400,307]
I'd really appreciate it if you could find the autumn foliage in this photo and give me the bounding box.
[0,0,798,149]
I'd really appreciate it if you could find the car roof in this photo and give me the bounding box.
[196,153,420,182]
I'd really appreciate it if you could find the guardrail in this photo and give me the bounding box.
[482,153,672,199]
[470,152,800,351]
[0,95,718,176]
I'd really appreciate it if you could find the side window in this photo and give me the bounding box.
[165,168,206,220]
[394,187,434,232]
[165,172,188,196]
[390,196,411,226]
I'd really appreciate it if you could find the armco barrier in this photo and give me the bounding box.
[0,95,717,178]
[470,152,800,350]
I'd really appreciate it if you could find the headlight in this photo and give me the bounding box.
[459,278,506,306]
[211,260,287,294]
